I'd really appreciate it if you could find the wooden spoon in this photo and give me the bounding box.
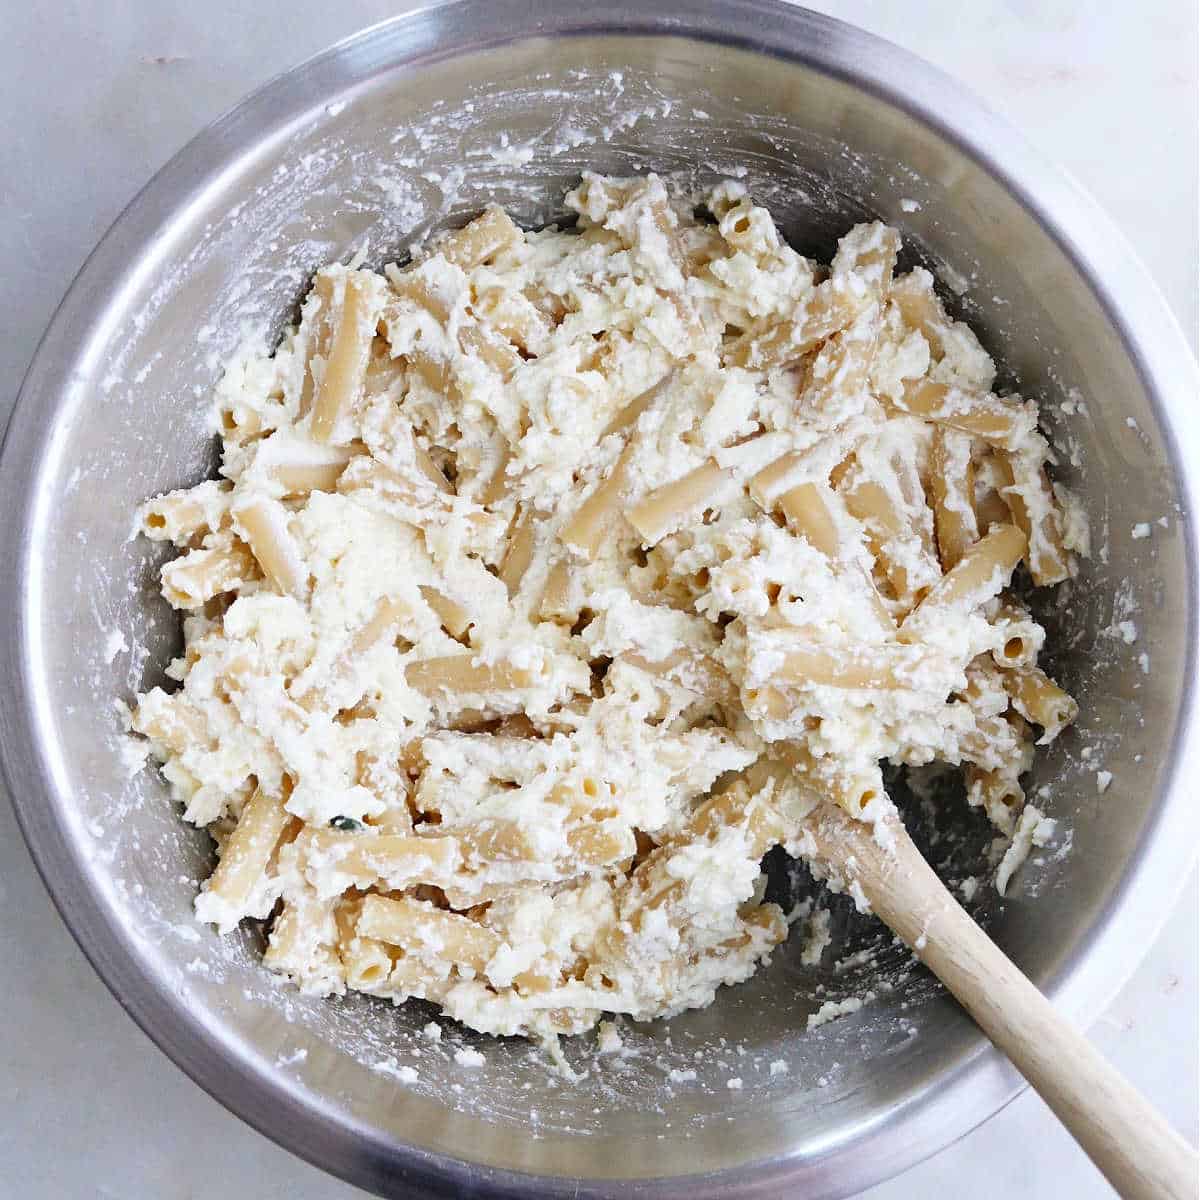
[803,803,1198,1200]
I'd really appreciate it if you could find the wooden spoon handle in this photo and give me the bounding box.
[806,805,1198,1200]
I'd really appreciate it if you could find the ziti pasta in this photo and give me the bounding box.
[132,174,1087,1043]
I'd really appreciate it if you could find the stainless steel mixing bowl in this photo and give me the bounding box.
[2,3,1197,1197]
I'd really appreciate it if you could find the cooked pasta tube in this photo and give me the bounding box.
[264,889,341,987]
[841,470,940,610]
[902,524,1027,629]
[893,379,1038,451]
[995,449,1071,586]
[560,445,636,558]
[769,639,942,690]
[626,460,739,546]
[929,427,979,570]
[311,273,375,442]
[726,283,873,370]
[989,598,1044,669]
[195,788,291,930]
[299,830,461,895]
[438,205,522,269]
[965,764,1025,835]
[231,496,308,599]
[341,935,396,991]
[387,270,452,325]
[357,895,503,974]
[777,482,840,558]
[537,560,578,625]
[499,505,537,596]
[140,479,232,544]
[130,694,211,756]
[617,648,738,706]
[159,530,258,608]
[404,655,544,698]
[1003,666,1078,744]
[420,586,473,639]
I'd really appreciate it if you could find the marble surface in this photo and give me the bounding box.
[1,2,1195,1196]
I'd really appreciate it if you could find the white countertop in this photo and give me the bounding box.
[1,2,1195,1196]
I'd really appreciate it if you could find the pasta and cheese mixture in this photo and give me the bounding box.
[133,175,1086,1042]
